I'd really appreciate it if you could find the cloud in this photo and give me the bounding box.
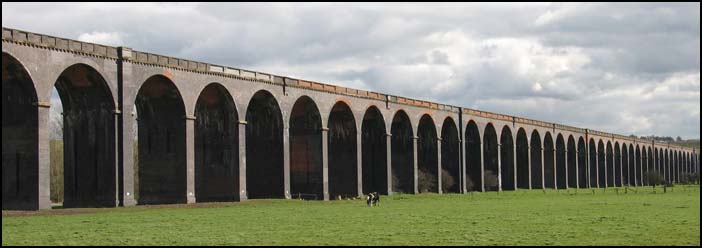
[2,2,699,139]
[78,31,124,46]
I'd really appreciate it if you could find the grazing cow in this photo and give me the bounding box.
[366,192,380,207]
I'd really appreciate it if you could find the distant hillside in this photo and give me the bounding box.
[674,139,700,149]
[636,135,700,149]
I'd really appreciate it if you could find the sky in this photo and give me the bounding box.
[3,2,700,139]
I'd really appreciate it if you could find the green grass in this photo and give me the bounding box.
[3,186,700,246]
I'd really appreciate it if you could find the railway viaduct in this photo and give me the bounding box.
[3,27,699,210]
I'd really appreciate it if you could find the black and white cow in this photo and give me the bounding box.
[366,192,380,207]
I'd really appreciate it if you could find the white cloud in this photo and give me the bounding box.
[2,2,699,139]
[77,31,124,46]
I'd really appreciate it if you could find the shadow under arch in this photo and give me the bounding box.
[440,117,460,193]
[417,114,438,193]
[391,110,414,193]
[362,106,387,195]
[246,90,284,199]
[53,63,117,208]
[135,74,186,205]
[195,83,239,202]
[2,52,40,210]
[289,96,323,199]
[328,101,358,199]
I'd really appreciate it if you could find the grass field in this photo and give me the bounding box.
[2,186,700,246]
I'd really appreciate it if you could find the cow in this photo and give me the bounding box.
[366,192,380,207]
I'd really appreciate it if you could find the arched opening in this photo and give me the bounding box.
[567,136,576,188]
[686,153,691,178]
[676,151,680,181]
[530,131,543,189]
[2,53,39,210]
[500,126,514,190]
[555,134,566,189]
[606,141,613,187]
[577,137,587,188]
[684,152,688,176]
[51,64,116,208]
[362,106,387,195]
[195,83,238,202]
[641,147,648,186]
[678,151,685,183]
[328,102,358,199]
[289,96,323,199]
[417,115,438,193]
[246,90,284,199]
[666,150,675,183]
[654,148,660,179]
[665,149,669,177]
[614,143,621,187]
[686,152,692,175]
[543,132,555,189]
[687,152,693,175]
[589,139,597,188]
[658,148,670,182]
[622,144,629,186]
[672,150,676,182]
[465,121,482,191]
[673,151,678,183]
[677,151,685,183]
[660,149,665,182]
[665,149,670,182]
[391,110,414,193]
[667,150,672,183]
[679,151,683,181]
[684,151,689,176]
[136,75,186,205]
[597,141,605,187]
[516,128,529,189]
[672,150,676,183]
[652,148,658,182]
[679,151,683,180]
[681,152,685,177]
[688,153,692,177]
[440,118,460,193]
[687,152,694,178]
[629,144,636,185]
[483,124,498,191]
[657,148,668,178]
[635,146,641,186]
[645,146,657,184]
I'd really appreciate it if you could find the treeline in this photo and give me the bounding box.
[628,135,700,149]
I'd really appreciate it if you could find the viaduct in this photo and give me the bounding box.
[2,27,699,210]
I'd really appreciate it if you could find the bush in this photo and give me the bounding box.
[681,173,699,185]
[441,169,455,193]
[484,170,499,191]
[465,176,475,192]
[643,170,664,187]
[679,173,690,185]
[50,140,64,203]
[418,168,437,193]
